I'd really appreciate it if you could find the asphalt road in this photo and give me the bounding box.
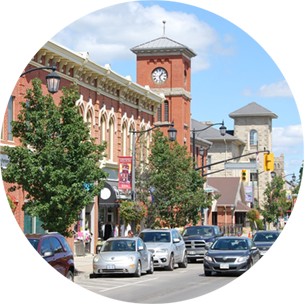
[1,226,304,304]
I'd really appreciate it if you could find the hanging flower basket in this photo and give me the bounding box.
[116,200,148,226]
[0,189,17,221]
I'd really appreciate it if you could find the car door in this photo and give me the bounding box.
[249,239,260,263]
[137,238,148,270]
[172,230,182,262]
[40,238,56,285]
[49,237,66,275]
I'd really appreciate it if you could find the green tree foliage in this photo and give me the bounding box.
[294,161,303,194]
[2,78,108,236]
[258,176,289,226]
[142,129,210,228]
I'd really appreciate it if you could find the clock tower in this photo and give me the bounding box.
[131,22,196,151]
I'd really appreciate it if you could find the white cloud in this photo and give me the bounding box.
[256,77,304,99]
[51,2,235,73]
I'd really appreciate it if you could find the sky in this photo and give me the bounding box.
[50,1,303,178]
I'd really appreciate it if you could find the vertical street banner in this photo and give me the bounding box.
[245,186,253,203]
[118,156,132,190]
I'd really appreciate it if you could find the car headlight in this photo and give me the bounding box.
[236,255,250,263]
[93,255,100,263]
[13,263,30,277]
[272,245,282,250]
[205,242,213,248]
[205,256,213,262]
[156,248,169,254]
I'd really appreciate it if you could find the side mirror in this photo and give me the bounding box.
[42,251,53,258]
[138,246,144,251]
[173,238,180,243]
[251,246,257,250]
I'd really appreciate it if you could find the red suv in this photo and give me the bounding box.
[0,232,75,303]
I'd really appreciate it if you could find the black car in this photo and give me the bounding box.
[182,225,223,262]
[203,236,260,276]
[253,231,288,262]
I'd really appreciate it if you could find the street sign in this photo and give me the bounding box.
[225,162,258,170]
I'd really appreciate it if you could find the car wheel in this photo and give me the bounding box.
[134,261,141,277]
[245,261,253,277]
[165,254,174,271]
[204,270,212,277]
[26,275,41,303]
[178,253,188,268]
[147,259,154,274]
[255,259,262,273]
[60,270,74,296]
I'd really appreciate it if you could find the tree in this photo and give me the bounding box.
[2,78,108,237]
[142,129,210,228]
[294,161,303,194]
[258,176,288,229]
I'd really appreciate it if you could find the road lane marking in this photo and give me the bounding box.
[192,259,303,304]
[260,288,285,296]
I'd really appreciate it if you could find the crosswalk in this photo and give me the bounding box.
[76,275,159,294]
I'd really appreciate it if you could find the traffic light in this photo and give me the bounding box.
[241,169,247,182]
[264,153,274,171]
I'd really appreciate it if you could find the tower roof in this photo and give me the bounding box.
[131,36,197,59]
[229,102,278,119]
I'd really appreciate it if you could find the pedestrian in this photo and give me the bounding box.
[128,230,134,237]
[263,218,266,230]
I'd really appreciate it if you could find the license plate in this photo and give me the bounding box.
[220,263,229,269]
[106,265,115,269]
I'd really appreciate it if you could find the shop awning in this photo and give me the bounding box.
[235,200,251,212]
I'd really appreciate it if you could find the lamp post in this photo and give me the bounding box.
[271,171,296,182]
[20,60,61,94]
[191,121,226,168]
[130,122,177,202]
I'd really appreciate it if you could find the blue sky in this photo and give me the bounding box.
[1,0,304,176]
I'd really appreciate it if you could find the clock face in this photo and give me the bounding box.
[152,67,168,84]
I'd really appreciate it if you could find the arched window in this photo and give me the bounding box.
[109,118,114,161]
[122,122,127,156]
[129,124,135,156]
[157,105,162,122]
[87,110,92,137]
[250,130,258,146]
[164,100,169,122]
[7,96,14,141]
[100,115,106,144]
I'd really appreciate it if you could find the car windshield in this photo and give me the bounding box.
[101,240,136,252]
[139,232,171,243]
[253,233,279,242]
[211,239,248,250]
[182,227,214,237]
[0,239,39,257]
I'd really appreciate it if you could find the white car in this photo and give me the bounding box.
[93,237,154,277]
[139,229,188,270]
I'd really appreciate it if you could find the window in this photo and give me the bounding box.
[122,122,127,156]
[164,100,169,122]
[0,93,4,138]
[49,237,64,254]
[40,239,53,256]
[250,130,258,146]
[100,115,106,144]
[7,96,14,141]
[87,110,92,136]
[109,118,114,161]
[157,105,162,122]
[207,155,212,170]
[129,124,134,156]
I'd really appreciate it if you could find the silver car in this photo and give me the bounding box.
[93,237,154,277]
[139,229,188,270]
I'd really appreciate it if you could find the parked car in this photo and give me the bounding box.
[0,232,75,303]
[93,237,154,277]
[253,231,288,262]
[139,228,187,270]
[182,225,224,262]
[203,236,260,276]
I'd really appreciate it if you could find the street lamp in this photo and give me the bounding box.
[130,122,177,202]
[20,60,61,94]
[271,171,296,182]
[191,120,226,168]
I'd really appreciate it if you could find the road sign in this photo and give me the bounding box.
[224,162,258,170]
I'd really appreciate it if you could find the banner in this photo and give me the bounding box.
[118,156,132,190]
[245,186,253,203]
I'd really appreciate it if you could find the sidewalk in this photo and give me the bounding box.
[74,253,95,282]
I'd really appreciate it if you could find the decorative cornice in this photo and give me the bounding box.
[151,88,192,100]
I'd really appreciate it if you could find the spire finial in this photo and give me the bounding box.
[163,20,166,37]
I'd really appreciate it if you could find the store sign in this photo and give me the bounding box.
[118,156,132,190]
[0,153,10,169]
